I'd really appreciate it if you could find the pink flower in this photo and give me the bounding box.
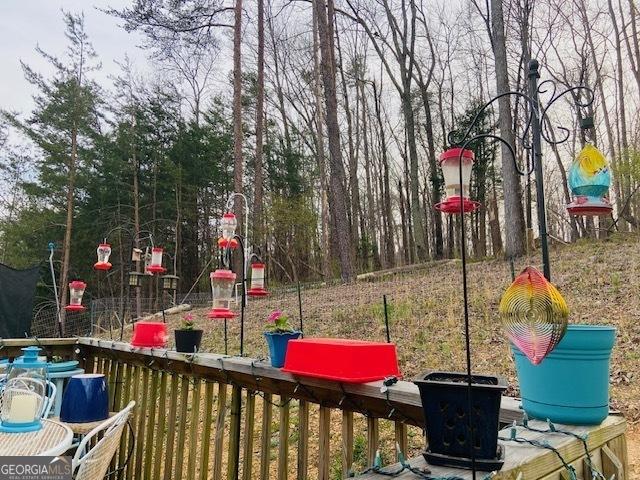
[268,310,282,323]
[184,313,194,322]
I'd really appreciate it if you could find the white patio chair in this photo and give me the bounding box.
[42,380,57,418]
[72,401,135,480]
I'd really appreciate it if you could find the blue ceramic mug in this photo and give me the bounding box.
[60,374,109,423]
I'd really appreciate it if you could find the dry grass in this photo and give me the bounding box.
[116,232,640,476]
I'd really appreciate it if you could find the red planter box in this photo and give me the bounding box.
[131,322,168,348]
[282,338,401,383]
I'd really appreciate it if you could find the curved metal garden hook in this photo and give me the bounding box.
[539,85,595,145]
[448,90,537,151]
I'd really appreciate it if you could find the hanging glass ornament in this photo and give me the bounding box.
[499,267,569,365]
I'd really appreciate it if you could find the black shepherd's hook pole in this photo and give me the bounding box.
[444,58,594,480]
[456,147,477,479]
[383,295,391,343]
[227,234,247,356]
[528,60,551,281]
[297,281,303,335]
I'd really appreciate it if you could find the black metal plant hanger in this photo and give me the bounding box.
[448,59,594,479]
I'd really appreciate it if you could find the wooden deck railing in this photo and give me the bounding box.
[1,338,523,479]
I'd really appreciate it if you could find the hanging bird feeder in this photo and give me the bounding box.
[218,212,239,249]
[128,271,144,288]
[65,280,87,312]
[208,269,237,319]
[435,147,479,214]
[0,347,48,433]
[247,262,268,297]
[162,274,180,292]
[566,143,613,216]
[94,243,112,271]
[146,247,167,274]
[499,266,569,365]
[131,248,142,262]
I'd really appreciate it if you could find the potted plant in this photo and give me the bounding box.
[174,314,203,353]
[264,310,301,368]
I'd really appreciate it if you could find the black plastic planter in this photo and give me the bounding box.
[175,329,203,353]
[414,371,507,471]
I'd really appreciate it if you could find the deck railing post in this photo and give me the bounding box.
[227,384,243,480]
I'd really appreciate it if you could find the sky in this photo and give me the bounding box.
[0,0,150,116]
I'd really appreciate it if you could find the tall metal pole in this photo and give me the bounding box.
[48,242,62,337]
[457,150,476,479]
[528,59,551,281]
[297,281,303,335]
[383,295,391,343]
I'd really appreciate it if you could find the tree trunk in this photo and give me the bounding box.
[253,0,265,250]
[334,26,360,261]
[312,0,332,280]
[315,0,354,282]
[491,0,526,258]
[233,0,244,276]
[372,81,395,267]
[58,122,79,335]
[398,180,410,265]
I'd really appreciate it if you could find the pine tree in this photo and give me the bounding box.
[2,12,102,333]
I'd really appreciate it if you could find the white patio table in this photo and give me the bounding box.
[0,418,73,456]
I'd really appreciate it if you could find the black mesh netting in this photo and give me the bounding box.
[0,263,40,338]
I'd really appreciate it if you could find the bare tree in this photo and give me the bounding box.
[314,0,355,281]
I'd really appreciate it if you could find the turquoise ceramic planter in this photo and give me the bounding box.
[265,331,302,368]
[513,324,616,425]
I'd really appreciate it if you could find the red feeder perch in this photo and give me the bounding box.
[282,338,401,383]
[94,243,112,271]
[131,321,168,348]
[435,147,479,214]
[247,263,268,297]
[208,269,237,319]
[65,280,87,312]
[146,247,167,274]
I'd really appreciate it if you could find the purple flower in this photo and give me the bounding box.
[268,310,282,323]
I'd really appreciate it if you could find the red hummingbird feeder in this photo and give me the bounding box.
[435,147,479,214]
[217,212,239,249]
[208,269,237,319]
[146,247,167,274]
[247,262,268,297]
[65,280,87,312]
[94,243,112,271]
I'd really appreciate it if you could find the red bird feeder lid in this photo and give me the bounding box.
[131,321,168,348]
[207,308,237,319]
[435,196,480,214]
[211,269,236,280]
[566,196,613,216]
[64,304,86,312]
[217,237,239,249]
[438,147,475,164]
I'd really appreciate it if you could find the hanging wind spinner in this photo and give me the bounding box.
[499,267,569,365]
[566,143,613,216]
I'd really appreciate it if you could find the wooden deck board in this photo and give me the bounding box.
[355,415,627,479]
